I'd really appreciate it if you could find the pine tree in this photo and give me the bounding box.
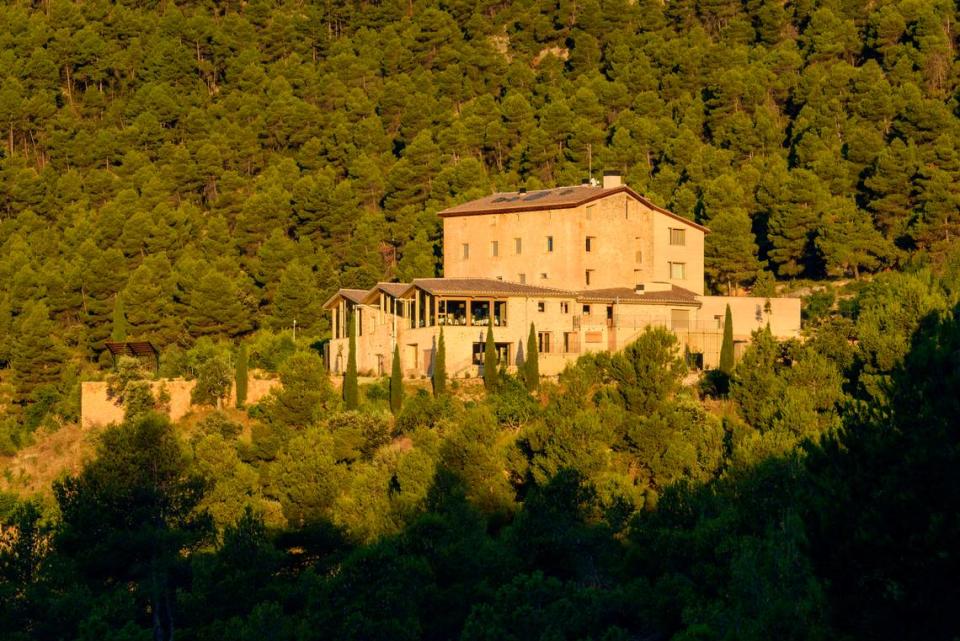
[483,323,498,391]
[432,327,447,397]
[111,294,128,342]
[343,310,359,410]
[720,304,735,375]
[235,344,248,409]
[389,344,403,415]
[524,322,539,392]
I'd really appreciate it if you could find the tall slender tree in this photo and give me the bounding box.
[432,327,447,397]
[719,304,735,375]
[390,345,403,415]
[111,293,128,342]
[524,322,539,392]
[483,323,498,391]
[343,309,359,410]
[234,344,248,409]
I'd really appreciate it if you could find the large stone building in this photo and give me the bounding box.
[323,175,800,378]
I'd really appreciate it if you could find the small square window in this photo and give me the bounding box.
[560,302,569,314]
[540,273,548,280]
[585,236,594,252]
[583,304,591,315]
[585,269,594,286]
[519,273,526,284]
[546,236,554,252]
[669,262,686,280]
[462,243,470,259]
[537,301,545,312]
[670,228,686,246]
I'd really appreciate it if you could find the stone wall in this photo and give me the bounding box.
[80,375,279,428]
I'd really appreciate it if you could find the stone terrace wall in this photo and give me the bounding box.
[80,375,279,429]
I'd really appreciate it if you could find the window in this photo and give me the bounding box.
[633,268,641,282]
[635,237,642,263]
[537,301,545,312]
[714,314,723,329]
[585,236,595,252]
[563,332,579,353]
[473,342,509,365]
[546,236,554,252]
[585,269,594,286]
[519,273,526,284]
[540,272,548,280]
[560,302,569,314]
[670,228,686,246]
[586,204,595,220]
[497,275,503,280]
[538,332,552,354]
[462,243,470,259]
[515,237,522,254]
[582,304,591,315]
[491,240,499,257]
[669,262,686,280]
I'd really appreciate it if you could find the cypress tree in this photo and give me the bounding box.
[390,344,403,415]
[343,309,359,410]
[432,327,447,397]
[235,344,248,409]
[111,293,128,342]
[525,322,539,392]
[719,304,735,375]
[483,323,498,391]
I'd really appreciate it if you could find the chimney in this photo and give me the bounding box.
[603,171,622,189]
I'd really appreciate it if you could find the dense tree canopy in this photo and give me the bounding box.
[2,0,960,433]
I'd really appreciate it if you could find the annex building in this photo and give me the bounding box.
[323,174,800,378]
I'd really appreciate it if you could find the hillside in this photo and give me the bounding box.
[2,0,960,446]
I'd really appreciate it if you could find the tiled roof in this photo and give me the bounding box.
[438,184,709,233]
[373,282,412,298]
[576,285,701,306]
[412,277,576,298]
[322,288,370,308]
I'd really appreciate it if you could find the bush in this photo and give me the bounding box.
[196,411,243,440]
[803,288,835,325]
[325,411,392,462]
[395,390,456,434]
[490,374,540,428]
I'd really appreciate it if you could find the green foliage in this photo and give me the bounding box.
[432,327,447,397]
[110,294,128,342]
[609,327,686,415]
[234,344,248,409]
[1,2,960,637]
[263,350,334,429]
[389,345,403,415]
[483,324,498,392]
[524,322,539,392]
[191,353,233,409]
[343,310,359,410]
[106,356,158,422]
[719,304,735,375]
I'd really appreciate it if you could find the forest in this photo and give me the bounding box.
[0,0,959,639]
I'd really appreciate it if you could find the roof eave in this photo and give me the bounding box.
[437,186,710,234]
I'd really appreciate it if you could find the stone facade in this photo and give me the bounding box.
[323,178,802,378]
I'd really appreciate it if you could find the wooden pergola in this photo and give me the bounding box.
[104,341,160,372]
